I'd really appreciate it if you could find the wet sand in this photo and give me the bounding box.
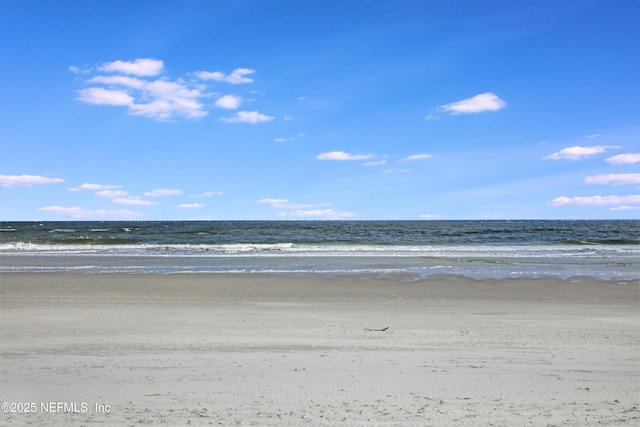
[1,273,638,426]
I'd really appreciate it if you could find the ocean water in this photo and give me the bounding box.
[0,220,638,279]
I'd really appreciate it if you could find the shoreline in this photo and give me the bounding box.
[1,273,639,426]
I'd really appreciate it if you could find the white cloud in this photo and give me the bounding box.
[606,153,640,165]
[317,151,374,161]
[611,205,640,211]
[257,198,321,209]
[144,188,183,197]
[222,110,274,124]
[191,191,223,197]
[214,95,242,109]
[113,198,157,206]
[274,133,305,143]
[99,58,164,76]
[440,92,506,114]
[424,114,440,121]
[129,79,207,120]
[548,194,640,206]
[69,65,90,75]
[175,203,204,209]
[544,145,614,161]
[277,209,356,220]
[363,159,387,166]
[88,75,147,89]
[195,68,255,84]
[39,206,143,220]
[70,183,120,191]
[75,59,232,121]
[382,168,411,175]
[420,214,443,220]
[95,190,129,198]
[585,173,640,186]
[584,133,601,139]
[0,175,64,187]
[404,153,432,161]
[77,87,134,106]
[258,198,332,209]
[258,198,289,205]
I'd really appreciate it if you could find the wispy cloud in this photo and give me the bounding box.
[0,175,64,187]
[257,198,328,209]
[277,209,356,220]
[548,194,640,207]
[144,188,183,197]
[69,65,91,75]
[222,111,274,124]
[317,151,374,161]
[195,68,255,84]
[190,191,223,198]
[585,173,640,185]
[39,206,143,220]
[95,190,129,198]
[214,95,242,109]
[420,214,443,219]
[175,203,204,209]
[69,183,120,192]
[113,197,157,206]
[403,153,432,161]
[99,58,164,76]
[606,153,640,165]
[257,198,289,207]
[544,145,616,161]
[611,205,640,211]
[362,159,387,166]
[274,133,305,143]
[440,92,506,115]
[382,168,411,175]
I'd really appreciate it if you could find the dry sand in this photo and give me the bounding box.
[0,273,638,426]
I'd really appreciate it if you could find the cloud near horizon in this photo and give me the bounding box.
[440,92,506,114]
[0,175,65,187]
[258,198,348,218]
[276,209,356,220]
[39,206,143,220]
[548,194,640,207]
[257,198,329,209]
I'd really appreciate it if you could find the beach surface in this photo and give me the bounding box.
[1,273,638,426]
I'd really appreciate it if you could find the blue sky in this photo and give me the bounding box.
[1,0,639,220]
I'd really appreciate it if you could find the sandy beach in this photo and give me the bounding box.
[1,273,638,426]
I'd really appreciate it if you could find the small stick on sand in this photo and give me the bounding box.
[364,326,389,332]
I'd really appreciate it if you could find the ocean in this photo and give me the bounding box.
[0,220,638,279]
